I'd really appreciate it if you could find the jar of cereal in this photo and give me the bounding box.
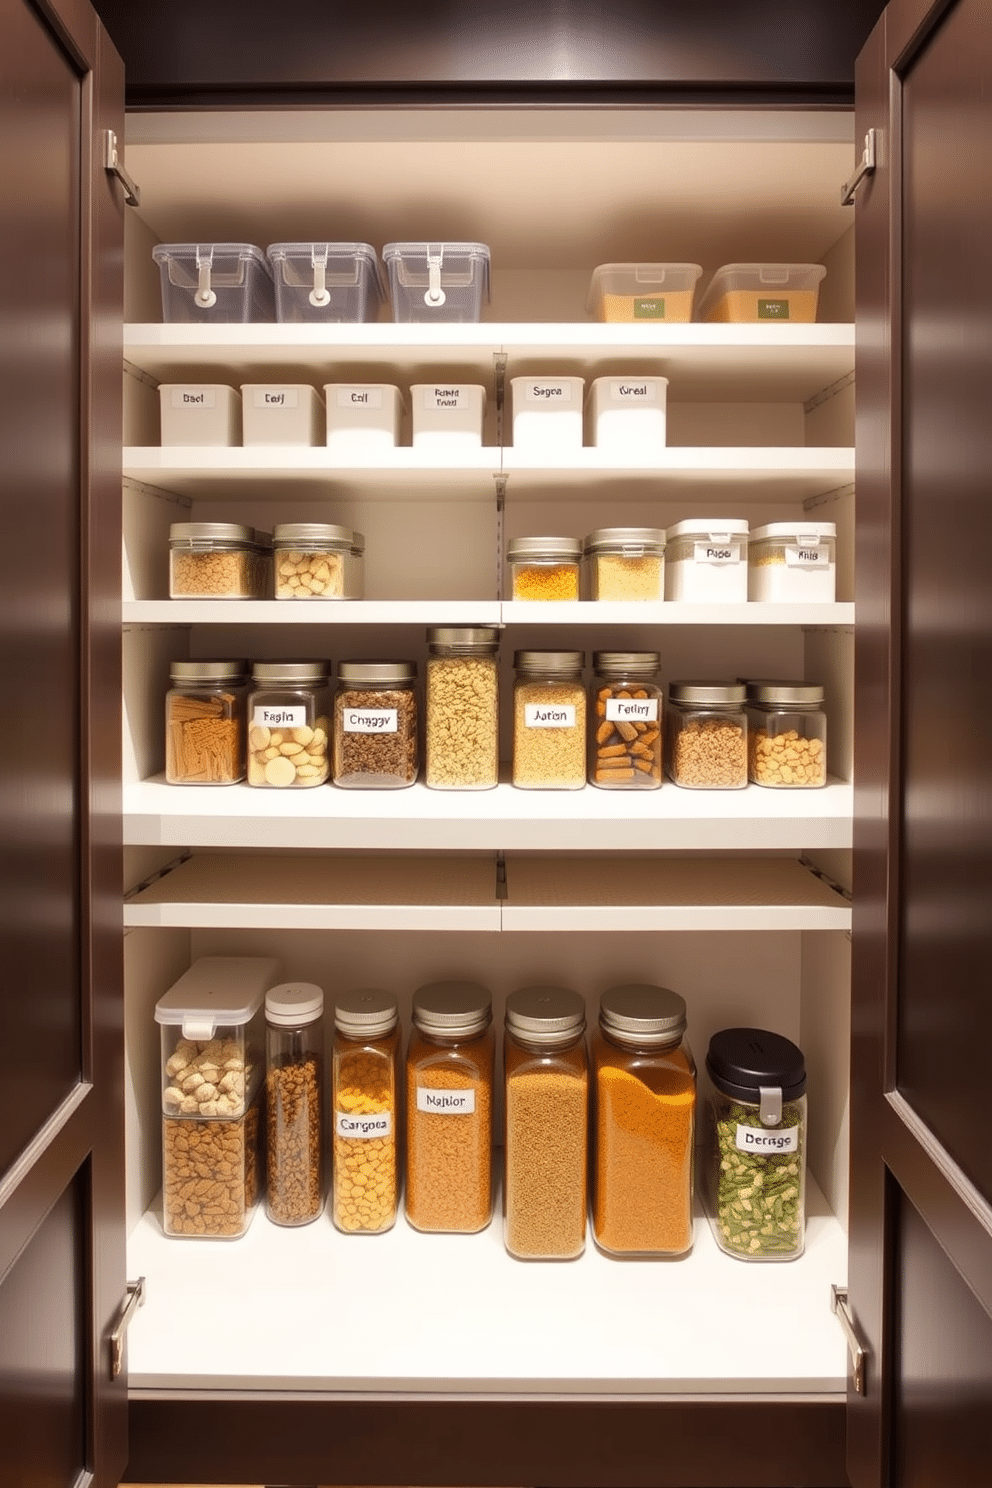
[425,626,499,791]
[665,681,747,789]
[746,682,827,788]
[265,982,325,1228]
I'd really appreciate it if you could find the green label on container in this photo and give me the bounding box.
[758,298,791,319]
[634,296,665,319]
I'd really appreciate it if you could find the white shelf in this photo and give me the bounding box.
[125,1178,847,1395]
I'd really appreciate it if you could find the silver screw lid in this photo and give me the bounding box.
[668,681,746,706]
[514,650,584,675]
[169,521,254,544]
[413,980,492,1039]
[593,651,661,675]
[272,522,358,548]
[599,983,687,1047]
[506,536,582,562]
[334,988,398,1038]
[749,683,825,706]
[170,659,248,682]
[337,660,417,684]
[505,986,585,1046]
[251,660,330,684]
[583,526,666,553]
[426,626,500,648]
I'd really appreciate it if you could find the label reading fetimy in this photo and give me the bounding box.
[786,546,829,568]
[253,705,307,728]
[252,388,299,409]
[526,381,573,403]
[735,1123,800,1154]
[634,297,665,319]
[609,380,655,403]
[336,1110,393,1139]
[757,298,791,320]
[171,388,216,408]
[343,708,398,733]
[416,1087,476,1115]
[338,387,384,409]
[524,704,576,728]
[424,386,467,410]
[693,541,742,565]
[605,697,658,723]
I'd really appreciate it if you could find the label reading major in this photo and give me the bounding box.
[416,1087,476,1115]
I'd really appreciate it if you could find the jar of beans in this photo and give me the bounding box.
[592,983,695,1258]
[512,650,586,789]
[405,981,494,1234]
[589,652,663,788]
[247,661,331,787]
[665,681,747,789]
[333,661,419,788]
[332,989,400,1236]
[504,986,588,1261]
[166,659,248,785]
[168,521,268,599]
[272,522,364,600]
[746,682,827,788]
[264,982,325,1227]
[506,536,581,601]
[425,626,500,791]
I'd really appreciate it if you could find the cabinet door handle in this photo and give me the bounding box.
[109,1276,146,1379]
[104,130,141,207]
[831,1283,868,1394]
[840,129,878,206]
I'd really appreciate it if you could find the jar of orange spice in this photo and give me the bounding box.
[592,983,695,1257]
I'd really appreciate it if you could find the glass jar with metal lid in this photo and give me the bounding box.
[332,989,400,1236]
[513,650,586,789]
[425,626,500,791]
[272,522,364,599]
[704,1027,807,1261]
[746,682,827,788]
[665,681,748,789]
[503,986,589,1260]
[247,661,331,787]
[165,659,248,785]
[405,981,494,1234]
[589,651,663,788]
[506,535,581,601]
[264,982,325,1227]
[583,527,666,601]
[168,521,268,598]
[592,983,696,1257]
[333,660,418,788]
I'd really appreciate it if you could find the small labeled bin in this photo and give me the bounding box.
[510,377,585,451]
[382,241,490,323]
[748,521,837,603]
[410,383,486,450]
[746,682,827,788]
[265,982,325,1228]
[168,522,268,599]
[586,263,702,323]
[507,536,581,601]
[666,682,748,789]
[697,263,826,323]
[272,523,364,600]
[665,518,749,603]
[152,243,275,324]
[159,384,241,447]
[240,384,323,446]
[156,955,279,1238]
[588,376,668,451]
[266,242,386,323]
[583,527,666,601]
[165,660,248,785]
[324,384,403,449]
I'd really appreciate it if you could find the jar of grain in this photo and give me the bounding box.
[704,1027,807,1262]
[746,683,827,788]
[264,982,325,1227]
[592,983,695,1257]
[165,660,248,785]
[425,626,500,791]
[512,650,586,790]
[504,986,588,1260]
[169,521,268,599]
[666,681,747,789]
[332,989,400,1236]
[333,661,419,788]
[406,981,494,1234]
[272,522,364,600]
[247,661,331,787]
[589,652,663,789]
[506,536,581,601]
[583,527,666,601]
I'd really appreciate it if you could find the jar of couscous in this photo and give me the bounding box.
[513,650,586,789]
[332,989,400,1235]
[506,536,581,601]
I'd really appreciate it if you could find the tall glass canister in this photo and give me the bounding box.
[332,989,400,1235]
[165,659,248,785]
[425,626,500,790]
[264,982,325,1227]
[512,650,586,789]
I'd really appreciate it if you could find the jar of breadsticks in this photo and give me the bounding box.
[589,652,663,789]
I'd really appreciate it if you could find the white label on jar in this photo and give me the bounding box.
[336,1110,393,1139]
[171,388,216,408]
[608,380,655,402]
[343,708,398,733]
[693,541,743,565]
[526,381,573,402]
[339,387,384,408]
[735,1123,800,1154]
[253,705,307,728]
[524,703,576,728]
[416,1087,476,1114]
[253,388,299,408]
[423,386,467,410]
[605,697,658,723]
[786,546,829,568]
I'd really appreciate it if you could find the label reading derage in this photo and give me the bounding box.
[336,1110,392,1139]
[526,381,573,403]
[524,703,576,728]
[605,697,658,723]
[633,296,665,319]
[253,705,307,728]
[693,541,742,566]
[757,298,791,320]
[735,1123,800,1154]
[343,708,398,733]
[338,387,384,409]
[416,1087,475,1115]
[424,386,467,410]
[609,380,656,403]
[171,388,216,408]
[786,546,829,568]
[252,388,299,409]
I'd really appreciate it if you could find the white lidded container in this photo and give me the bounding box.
[587,376,668,451]
[152,242,275,323]
[266,241,386,323]
[410,383,487,450]
[748,522,837,602]
[510,377,585,451]
[240,384,323,446]
[696,263,826,323]
[382,241,490,323]
[324,384,404,449]
[586,262,703,323]
[159,384,241,446]
[665,518,749,603]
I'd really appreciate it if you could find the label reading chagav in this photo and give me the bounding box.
[416,1086,476,1115]
[342,709,398,733]
[524,704,576,728]
[735,1123,800,1154]
[336,1110,393,1139]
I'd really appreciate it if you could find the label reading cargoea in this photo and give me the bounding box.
[343,708,398,733]
[693,541,742,566]
[416,1087,476,1115]
[605,697,658,723]
[336,1111,393,1139]
[253,705,307,728]
[524,703,577,729]
[735,1123,800,1154]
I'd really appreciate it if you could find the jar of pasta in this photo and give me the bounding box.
[247,661,331,787]
[512,650,586,789]
[425,626,499,790]
[746,683,827,788]
[165,660,248,785]
[666,681,747,789]
[592,983,695,1257]
[506,536,581,601]
[589,652,662,788]
[332,989,400,1236]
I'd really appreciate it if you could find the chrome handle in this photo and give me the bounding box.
[109,1276,146,1380]
[831,1283,868,1395]
[104,130,141,207]
[841,129,878,206]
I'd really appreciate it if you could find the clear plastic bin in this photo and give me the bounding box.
[152,243,275,323]
[697,263,826,323]
[266,241,386,323]
[586,263,702,323]
[240,384,323,447]
[382,241,490,323]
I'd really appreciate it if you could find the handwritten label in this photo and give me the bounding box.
[252,388,299,408]
[342,708,398,733]
[416,1087,476,1114]
[526,381,573,402]
[735,1123,800,1154]
[608,380,656,403]
[693,541,742,566]
[524,704,577,728]
[786,546,829,568]
[605,697,658,723]
[423,386,467,410]
[171,388,216,408]
[253,705,306,728]
[337,387,384,409]
[336,1111,393,1139]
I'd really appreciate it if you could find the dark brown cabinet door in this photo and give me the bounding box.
[0,0,126,1483]
[850,0,992,1481]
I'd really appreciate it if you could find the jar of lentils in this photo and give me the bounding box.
[247,661,331,787]
[512,650,586,789]
[425,626,499,791]
[332,989,400,1236]
[165,660,248,785]
[333,661,419,788]
[746,682,827,788]
[264,982,325,1228]
[589,651,663,788]
[666,681,747,789]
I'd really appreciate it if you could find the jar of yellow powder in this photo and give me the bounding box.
[331,988,399,1235]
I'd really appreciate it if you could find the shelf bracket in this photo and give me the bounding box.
[840,129,878,206]
[799,855,852,903]
[831,1284,868,1395]
[104,129,141,207]
[124,850,193,901]
[495,850,508,901]
[109,1276,146,1380]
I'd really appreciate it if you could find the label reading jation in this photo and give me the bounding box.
[416,1087,476,1115]
[735,1123,800,1154]
[524,704,576,728]
[343,709,398,733]
[605,697,658,723]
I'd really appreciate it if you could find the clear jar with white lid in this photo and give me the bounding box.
[583,527,666,601]
[425,626,499,790]
[168,521,268,598]
[272,522,364,599]
[513,650,586,789]
[506,536,581,601]
[165,660,248,785]
[332,989,400,1235]
[265,982,325,1227]
[748,522,837,602]
[664,518,749,603]
[333,661,419,788]
[247,661,331,787]
[666,681,748,789]
[589,652,663,788]
[746,682,827,787]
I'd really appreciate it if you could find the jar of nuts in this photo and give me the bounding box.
[665,681,748,789]
[169,521,268,599]
[165,659,248,785]
[589,652,663,789]
[272,522,364,600]
[746,682,827,788]
[512,650,586,789]
[425,626,500,791]
[332,988,400,1236]
[506,536,581,601]
[333,661,419,789]
[265,982,325,1228]
[247,661,331,788]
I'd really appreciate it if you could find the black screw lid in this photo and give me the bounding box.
[706,1027,806,1102]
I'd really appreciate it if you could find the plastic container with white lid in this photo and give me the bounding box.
[587,376,668,450]
[152,243,274,323]
[507,536,582,601]
[324,384,404,449]
[696,263,826,323]
[159,384,241,447]
[748,521,837,602]
[410,383,487,450]
[240,384,323,446]
[382,241,490,323]
[665,518,749,602]
[266,242,386,323]
[510,377,585,451]
[586,263,703,323]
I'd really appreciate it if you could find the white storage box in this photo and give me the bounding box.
[382,241,490,323]
[588,376,668,451]
[665,518,750,603]
[152,243,275,323]
[586,263,702,323]
[240,385,323,446]
[748,522,837,602]
[696,263,826,323]
[159,384,241,447]
[266,241,386,323]
[510,377,585,452]
[324,384,404,449]
[410,383,486,450]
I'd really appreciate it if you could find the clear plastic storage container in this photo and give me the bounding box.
[666,681,748,789]
[272,523,364,600]
[240,384,323,446]
[382,241,490,323]
[152,242,275,323]
[696,263,826,323]
[410,383,487,450]
[324,384,404,449]
[159,384,241,446]
[333,661,419,789]
[425,626,500,791]
[507,536,581,600]
[583,527,666,601]
[513,650,586,790]
[266,242,386,323]
[586,262,703,322]
[665,518,749,603]
[247,661,331,788]
[168,521,268,599]
[748,521,837,603]
[510,377,585,451]
[332,989,400,1236]
[589,651,663,789]
[587,376,668,450]
[165,660,248,785]
[746,682,827,788]
[265,982,325,1227]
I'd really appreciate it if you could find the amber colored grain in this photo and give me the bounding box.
[405,1027,493,1233]
[504,1037,588,1259]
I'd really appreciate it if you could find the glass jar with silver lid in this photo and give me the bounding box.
[665,681,748,789]
[168,521,268,599]
[247,661,331,787]
[506,535,581,601]
[332,989,400,1236]
[746,681,827,788]
[589,651,663,788]
[165,659,249,785]
[272,522,364,600]
[583,526,666,601]
[333,660,418,788]
[425,626,499,791]
[513,650,586,789]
